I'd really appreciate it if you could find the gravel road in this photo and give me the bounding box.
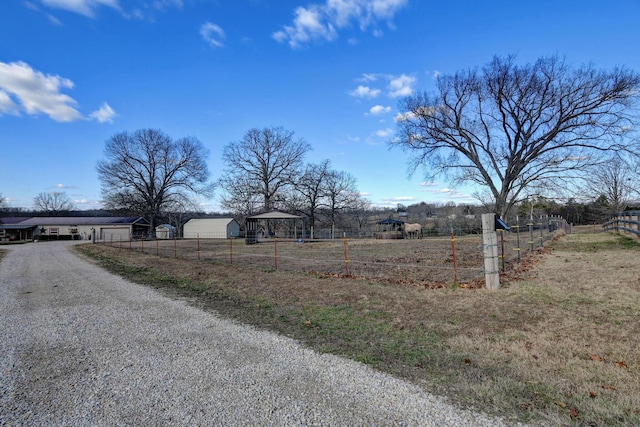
[0,242,522,426]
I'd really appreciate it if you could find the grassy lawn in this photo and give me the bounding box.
[74,231,640,426]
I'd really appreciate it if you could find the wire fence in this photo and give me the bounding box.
[98,215,569,288]
[497,215,571,268]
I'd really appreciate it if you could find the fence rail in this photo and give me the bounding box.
[603,211,640,241]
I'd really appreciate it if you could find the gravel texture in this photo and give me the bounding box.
[0,241,524,426]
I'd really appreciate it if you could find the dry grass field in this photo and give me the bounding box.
[106,230,554,287]
[75,230,640,426]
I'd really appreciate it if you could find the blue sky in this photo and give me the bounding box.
[1,0,639,212]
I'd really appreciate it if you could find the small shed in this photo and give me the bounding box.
[156,224,177,239]
[183,218,240,239]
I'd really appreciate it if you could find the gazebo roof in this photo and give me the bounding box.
[247,210,302,220]
[376,218,404,225]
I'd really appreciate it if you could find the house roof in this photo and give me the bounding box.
[247,210,302,220]
[2,217,149,226]
[0,217,32,225]
[156,224,177,230]
[0,224,39,230]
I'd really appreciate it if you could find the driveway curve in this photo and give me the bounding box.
[0,242,519,426]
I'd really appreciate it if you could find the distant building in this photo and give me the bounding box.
[0,216,149,241]
[183,218,240,239]
[155,224,177,239]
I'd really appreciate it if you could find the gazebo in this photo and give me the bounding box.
[374,218,405,239]
[245,210,305,244]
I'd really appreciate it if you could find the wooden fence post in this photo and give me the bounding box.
[482,213,500,290]
[343,237,350,276]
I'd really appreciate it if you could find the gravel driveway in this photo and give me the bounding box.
[0,242,520,426]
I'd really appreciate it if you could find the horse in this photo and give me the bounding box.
[403,223,423,239]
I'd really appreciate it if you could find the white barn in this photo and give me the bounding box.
[183,218,240,239]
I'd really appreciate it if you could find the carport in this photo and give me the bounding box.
[245,210,305,244]
[0,224,38,242]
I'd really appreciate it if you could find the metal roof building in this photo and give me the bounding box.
[0,216,149,241]
[183,218,240,239]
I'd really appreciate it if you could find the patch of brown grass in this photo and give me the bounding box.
[74,232,640,426]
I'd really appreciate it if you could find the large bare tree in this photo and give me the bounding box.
[97,128,214,232]
[393,55,640,217]
[33,191,74,215]
[219,126,311,213]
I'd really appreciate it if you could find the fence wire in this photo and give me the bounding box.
[99,215,569,287]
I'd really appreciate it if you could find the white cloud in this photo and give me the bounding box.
[349,85,380,99]
[37,0,184,20]
[0,61,83,122]
[55,183,78,189]
[273,5,337,48]
[40,0,120,18]
[0,61,114,123]
[273,0,408,48]
[357,73,379,82]
[351,73,416,103]
[388,73,415,97]
[153,0,184,11]
[90,102,116,123]
[394,111,414,122]
[375,128,393,137]
[432,70,441,79]
[0,89,19,115]
[368,105,391,115]
[426,187,475,201]
[380,196,415,203]
[48,15,63,25]
[200,22,226,48]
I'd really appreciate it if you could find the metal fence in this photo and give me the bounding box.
[497,215,571,268]
[98,215,568,287]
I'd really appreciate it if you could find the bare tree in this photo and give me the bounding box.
[582,157,635,214]
[33,191,74,215]
[295,159,332,230]
[343,197,372,237]
[219,126,311,213]
[218,174,264,216]
[393,55,640,218]
[97,128,214,232]
[322,169,361,236]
